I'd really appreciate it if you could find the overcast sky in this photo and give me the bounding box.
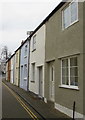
[0,0,62,54]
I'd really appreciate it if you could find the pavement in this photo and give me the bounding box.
[2,79,71,120]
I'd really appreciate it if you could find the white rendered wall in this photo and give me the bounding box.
[29,25,45,97]
[10,56,14,84]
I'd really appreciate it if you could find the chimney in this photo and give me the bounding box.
[21,40,24,45]
[27,31,33,37]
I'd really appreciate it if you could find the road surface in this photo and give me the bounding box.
[2,83,40,119]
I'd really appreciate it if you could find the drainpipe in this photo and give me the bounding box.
[73,101,76,120]
[27,37,31,91]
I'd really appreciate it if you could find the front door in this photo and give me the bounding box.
[39,66,43,97]
[23,64,27,91]
[20,66,23,88]
[49,65,55,102]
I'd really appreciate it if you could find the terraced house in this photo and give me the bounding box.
[44,1,85,118]
[29,24,46,98]
[20,39,30,91]
[14,49,20,86]
[10,54,15,84]
[5,0,85,119]
[6,58,11,82]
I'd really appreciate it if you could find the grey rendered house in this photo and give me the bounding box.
[44,1,85,119]
[20,38,30,91]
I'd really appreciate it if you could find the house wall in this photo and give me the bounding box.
[6,62,8,81]
[14,50,20,86]
[29,25,45,97]
[20,40,29,91]
[45,2,83,118]
[10,56,14,84]
[8,60,11,82]
[83,1,85,117]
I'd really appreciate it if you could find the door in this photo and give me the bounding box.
[23,64,27,91]
[11,70,13,84]
[38,66,43,97]
[20,66,23,88]
[49,65,55,102]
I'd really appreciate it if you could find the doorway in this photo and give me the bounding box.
[38,66,43,98]
[49,64,55,102]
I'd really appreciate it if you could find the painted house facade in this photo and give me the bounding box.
[44,1,84,118]
[29,24,46,98]
[10,54,15,84]
[6,59,11,82]
[6,61,8,81]
[20,39,30,91]
[5,0,85,118]
[14,49,20,86]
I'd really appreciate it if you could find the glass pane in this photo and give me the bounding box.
[70,77,78,86]
[25,45,27,55]
[24,65,27,78]
[62,59,68,67]
[33,35,36,49]
[62,77,69,85]
[71,2,77,23]
[70,67,78,76]
[70,57,77,66]
[62,67,68,76]
[62,77,65,84]
[65,77,69,85]
[63,6,70,28]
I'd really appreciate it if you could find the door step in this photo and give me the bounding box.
[47,100,54,108]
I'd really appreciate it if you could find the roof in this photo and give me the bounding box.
[15,1,65,53]
[6,53,15,63]
[7,1,66,62]
[29,1,65,37]
[14,37,30,53]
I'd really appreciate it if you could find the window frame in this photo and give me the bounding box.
[16,53,18,63]
[24,64,27,79]
[31,63,35,82]
[24,45,27,58]
[62,0,78,30]
[32,35,36,51]
[61,56,79,89]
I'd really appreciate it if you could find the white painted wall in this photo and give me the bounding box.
[29,24,45,97]
[10,57,13,84]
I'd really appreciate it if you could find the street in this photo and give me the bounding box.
[2,83,40,119]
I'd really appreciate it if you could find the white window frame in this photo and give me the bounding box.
[24,45,27,57]
[32,35,36,51]
[24,64,27,79]
[60,56,79,90]
[32,63,35,82]
[16,53,18,63]
[62,0,78,30]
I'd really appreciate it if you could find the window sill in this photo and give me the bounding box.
[24,56,27,58]
[24,78,27,81]
[31,81,35,83]
[32,49,36,52]
[62,20,79,31]
[59,85,79,90]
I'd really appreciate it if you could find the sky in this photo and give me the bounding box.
[0,0,62,54]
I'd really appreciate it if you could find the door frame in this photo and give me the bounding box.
[37,66,43,98]
[49,63,55,102]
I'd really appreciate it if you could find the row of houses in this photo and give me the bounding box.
[6,0,85,119]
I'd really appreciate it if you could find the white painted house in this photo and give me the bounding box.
[10,54,15,84]
[29,24,46,98]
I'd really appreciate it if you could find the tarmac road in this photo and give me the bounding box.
[2,83,39,119]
